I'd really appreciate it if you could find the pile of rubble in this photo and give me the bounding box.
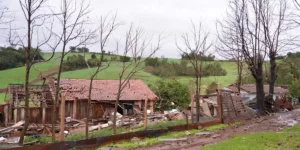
[0,111,185,145]
[275,95,294,111]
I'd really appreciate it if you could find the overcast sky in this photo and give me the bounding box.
[1,0,229,58]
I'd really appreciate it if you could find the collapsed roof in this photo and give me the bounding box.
[57,79,157,101]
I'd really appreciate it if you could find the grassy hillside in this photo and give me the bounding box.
[0,52,108,89]
[0,52,238,103]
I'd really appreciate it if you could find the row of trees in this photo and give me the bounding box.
[144,58,227,77]
[69,46,89,53]
[0,47,44,70]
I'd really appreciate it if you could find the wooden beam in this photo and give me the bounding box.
[73,100,77,119]
[217,89,223,123]
[60,96,65,141]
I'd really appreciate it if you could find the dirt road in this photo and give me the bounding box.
[137,109,300,150]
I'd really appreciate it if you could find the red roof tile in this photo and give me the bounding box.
[59,79,157,101]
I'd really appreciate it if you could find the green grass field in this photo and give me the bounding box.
[0,52,238,103]
[202,125,300,150]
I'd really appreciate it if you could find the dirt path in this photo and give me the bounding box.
[137,109,300,150]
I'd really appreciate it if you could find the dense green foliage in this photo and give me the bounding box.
[287,51,300,59]
[91,53,96,59]
[202,62,227,76]
[69,46,89,53]
[181,51,215,61]
[144,58,226,78]
[63,55,86,71]
[153,79,190,111]
[0,47,44,70]
[119,56,131,62]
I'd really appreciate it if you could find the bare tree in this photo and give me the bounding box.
[0,1,9,27]
[113,24,162,134]
[16,0,58,145]
[216,1,244,94]
[51,0,96,142]
[233,0,267,114]
[176,21,212,123]
[84,13,121,139]
[260,0,290,102]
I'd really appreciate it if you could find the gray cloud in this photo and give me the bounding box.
[1,0,228,58]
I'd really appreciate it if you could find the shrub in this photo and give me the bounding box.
[202,62,227,76]
[63,55,86,71]
[119,56,131,62]
[144,66,155,74]
[91,53,96,59]
[145,57,160,67]
[87,58,99,67]
[111,56,118,61]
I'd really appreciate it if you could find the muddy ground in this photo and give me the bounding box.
[136,109,300,150]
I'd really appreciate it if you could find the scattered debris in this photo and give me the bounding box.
[138,142,147,145]
[131,137,140,141]
[166,112,185,121]
[286,120,297,127]
[194,132,212,136]
[275,95,294,111]
[185,131,190,136]
[0,137,7,143]
[212,134,220,139]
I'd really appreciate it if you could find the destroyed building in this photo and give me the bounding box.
[0,79,157,127]
[224,84,288,102]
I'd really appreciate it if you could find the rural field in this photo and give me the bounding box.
[0,52,238,104]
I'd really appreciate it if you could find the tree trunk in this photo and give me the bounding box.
[237,61,243,94]
[113,86,121,134]
[19,17,31,145]
[52,48,65,142]
[85,78,93,139]
[256,64,265,115]
[19,52,30,145]
[195,76,200,123]
[268,56,276,97]
[60,96,65,141]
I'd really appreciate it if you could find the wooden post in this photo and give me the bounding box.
[60,96,65,141]
[217,89,223,123]
[73,100,77,119]
[42,100,46,124]
[4,104,8,127]
[144,98,148,129]
[149,101,154,114]
[189,87,194,124]
[15,92,18,124]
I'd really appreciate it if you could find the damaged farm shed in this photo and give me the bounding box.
[59,79,157,118]
[1,79,157,126]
